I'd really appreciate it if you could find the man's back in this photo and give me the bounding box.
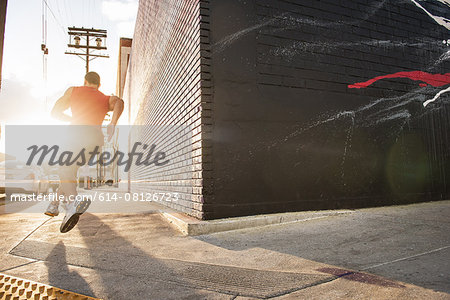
[70,86,109,126]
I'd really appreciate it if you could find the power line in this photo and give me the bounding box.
[63,0,74,27]
[52,0,73,41]
[60,0,70,26]
[42,0,66,37]
[88,0,92,26]
[82,0,85,25]
[53,0,67,30]
[97,0,106,28]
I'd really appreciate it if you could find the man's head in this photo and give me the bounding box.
[84,72,101,88]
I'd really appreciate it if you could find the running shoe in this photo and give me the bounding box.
[60,197,91,233]
[44,201,59,217]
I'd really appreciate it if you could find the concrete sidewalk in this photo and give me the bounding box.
[0,199,449,299]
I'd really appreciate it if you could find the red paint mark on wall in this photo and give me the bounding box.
[348,71,450,89]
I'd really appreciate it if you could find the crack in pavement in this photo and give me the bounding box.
[0,260,39,273]
[360,245,450,271]
[8,216,52,255]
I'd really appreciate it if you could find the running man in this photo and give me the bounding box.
[45,72,124,233]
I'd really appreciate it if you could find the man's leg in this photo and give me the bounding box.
[44,168,73,217]
[57,131,100,233]
[58,165,78,202]
[44,198,60,216]
[59,164,91,233]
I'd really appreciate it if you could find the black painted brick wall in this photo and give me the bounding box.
[203,0,449,219]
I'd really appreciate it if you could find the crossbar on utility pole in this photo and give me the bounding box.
[64,52,110,58]
[65,27,109,73]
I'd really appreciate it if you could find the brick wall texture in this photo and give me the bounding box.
[123,0,211,219]
[125,0,449,219]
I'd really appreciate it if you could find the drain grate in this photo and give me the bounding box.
[163,260,331,298]
[0,273,100,300]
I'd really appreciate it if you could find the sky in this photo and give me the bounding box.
[0,0,138,126]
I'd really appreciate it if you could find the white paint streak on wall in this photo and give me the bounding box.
[213,15,283,53]
[272,40,433,60]
[213,0,390,53]
[341,114,355,184]
[433,49,450,66]
[409,0,450,107]
[374,110,412,124]
[409,0,450,30]
[435,0,450,7]
[280,111,355,144]
[423,86,450,106]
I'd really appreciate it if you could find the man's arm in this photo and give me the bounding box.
[108,95,124,125]
[106,96,124,140]
[51,87,73,122]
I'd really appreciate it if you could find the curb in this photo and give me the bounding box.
[160,209,354,236]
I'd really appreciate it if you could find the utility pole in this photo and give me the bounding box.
[65,27,109,72]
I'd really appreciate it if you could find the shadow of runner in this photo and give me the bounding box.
[75,213,228,300]
[45,241,96,297]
